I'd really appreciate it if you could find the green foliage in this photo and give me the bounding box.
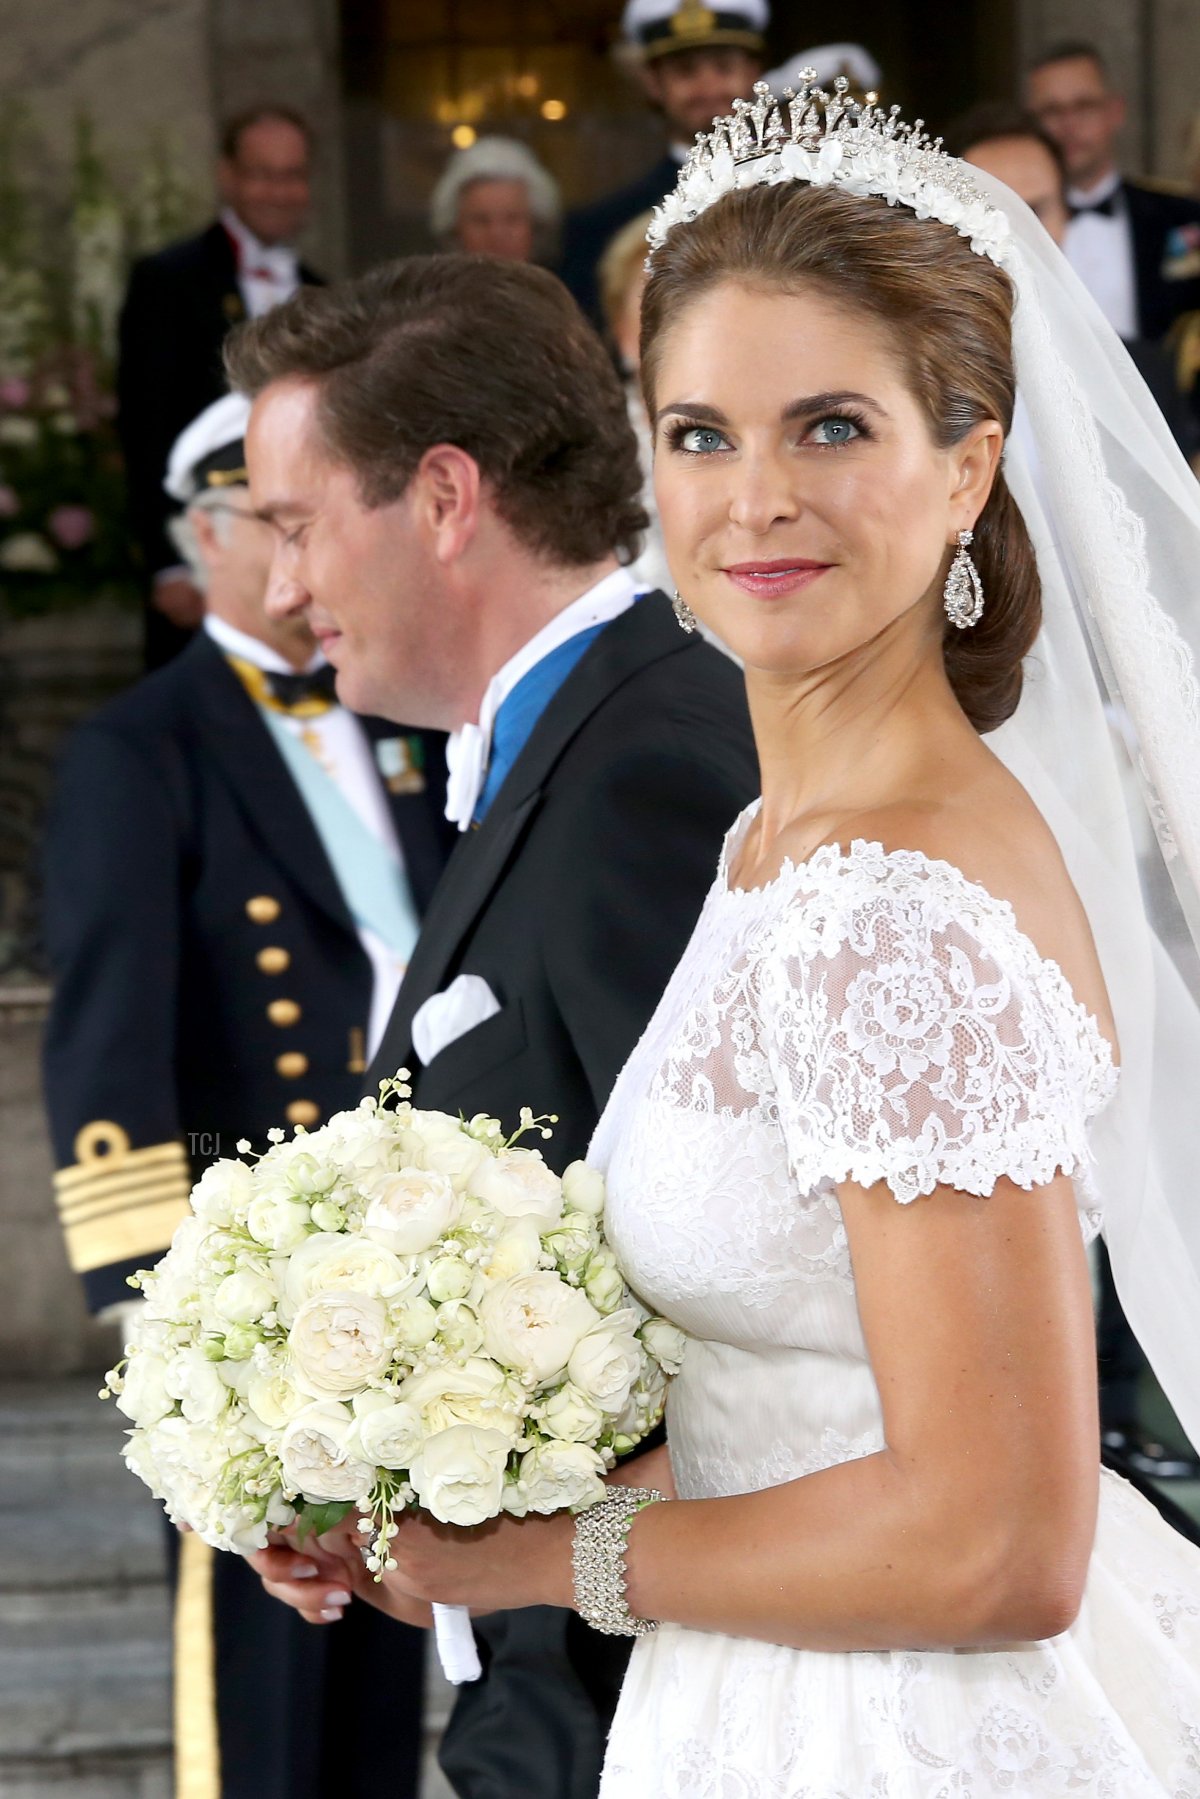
[294,1500,355,1545]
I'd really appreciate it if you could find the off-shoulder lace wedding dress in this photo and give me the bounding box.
[590,804,1200,1798]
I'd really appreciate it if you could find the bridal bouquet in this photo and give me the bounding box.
[104,1076,682,1680]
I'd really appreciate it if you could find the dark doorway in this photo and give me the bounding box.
[339,0,1017,273]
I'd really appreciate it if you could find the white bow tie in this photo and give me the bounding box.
[444,721,490,832]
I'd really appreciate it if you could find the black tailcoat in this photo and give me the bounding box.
[369,593,759,1799]
[557,156,681,324]
[116,221,321,585]
[41,629,452,1799]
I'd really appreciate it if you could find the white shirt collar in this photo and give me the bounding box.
[204,612,325,678]
[220,206,298,279]
[443,567,641,830]
[1066,169,1122,210]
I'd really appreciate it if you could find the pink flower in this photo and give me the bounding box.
[48,504,96,550]
[0,377,31,409]
[0,486,19,519]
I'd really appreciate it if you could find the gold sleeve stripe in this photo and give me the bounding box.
[58,1177,194,1228]
[56,1158,191,1214]
[55,1138,189,1193]
[62,1194,191,1275]
[174,1533,221,1799]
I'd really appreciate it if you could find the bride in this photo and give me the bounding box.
[257,82,1200,1794]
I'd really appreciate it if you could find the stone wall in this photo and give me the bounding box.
[0,0,347,277]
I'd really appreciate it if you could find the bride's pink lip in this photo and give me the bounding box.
[722,560,832,597]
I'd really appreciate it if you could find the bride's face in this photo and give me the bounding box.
[651,280,999,678]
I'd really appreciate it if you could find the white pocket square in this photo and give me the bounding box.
[411,974,502,1067]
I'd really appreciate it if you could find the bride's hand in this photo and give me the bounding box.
[249,1518,433,1631]
[368,1508,576,1620]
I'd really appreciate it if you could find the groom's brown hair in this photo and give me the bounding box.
[225,255,647,568]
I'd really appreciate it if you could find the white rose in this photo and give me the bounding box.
[567,1311,644,1415]
[400,1358,523,1441]
[246,1368,308,1431]
[408,1424,511,1525]
[481,1217,543,1282]
[213,1269,277,1325]
[419,1132,489,1193]
[275,1148,336,1197]
[611,1364,668,1450]
[393,1296,440,1347]
[164,1348,230,1424]
[641,1316,687,1376]
[288,1290,393,1400]
[246,1194,311,1252]
[560,1162,606,1217]
[363,1169,461,1255]
[115,1351,173,1427]
[426,1255,474,1303]
[435,1301,484,1360]
[191,1158,255,1226]
[479,1274,599,1383]
[513,1441,606,1515]
[471,1149,563,1226]
[543,1216,596,1273]
[318,1104,402,1177]
[539,1382,605,1443]
[279,1401,376,1502]
[353,1398,426,1470]
[283,1234,406,1313]
[583,1252,626,1315]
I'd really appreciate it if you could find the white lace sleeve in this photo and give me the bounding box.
[754,847,1118,1205]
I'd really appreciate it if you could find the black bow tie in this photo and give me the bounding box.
[263,664,339,710]
[1070,191,1119,220]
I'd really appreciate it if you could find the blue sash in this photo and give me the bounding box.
[260,711,420,959]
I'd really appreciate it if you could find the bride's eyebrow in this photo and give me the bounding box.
[654,391,889,428]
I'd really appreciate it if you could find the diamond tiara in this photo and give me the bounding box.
[646,73,1013,267]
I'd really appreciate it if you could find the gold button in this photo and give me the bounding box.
[275,1051,309,1079]
[267,998,302,1027]
[286,1099,321,1127]
[246,895,281,924]
[257,946,290,975]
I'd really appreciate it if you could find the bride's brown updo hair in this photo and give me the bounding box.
[639,181,1041,733]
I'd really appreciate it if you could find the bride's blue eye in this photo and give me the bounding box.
[674,425,729,454]
[810,415,861,446]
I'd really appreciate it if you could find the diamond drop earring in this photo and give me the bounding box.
[672,590,698,634]
[943,529,984,629]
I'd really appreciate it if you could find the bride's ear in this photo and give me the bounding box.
[949,419,1005,533]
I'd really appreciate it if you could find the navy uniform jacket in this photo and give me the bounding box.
[370,593,759,1799]
[42,629,452,1313]
[558,154,681,324]
[1123,180,1200,343]
[117,223,322,583]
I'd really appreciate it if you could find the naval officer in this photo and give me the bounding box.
[42,393,453,1799]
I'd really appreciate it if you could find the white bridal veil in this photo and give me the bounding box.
[971,171,1200,1451]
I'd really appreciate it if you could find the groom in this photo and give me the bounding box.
[228,256,758,1799]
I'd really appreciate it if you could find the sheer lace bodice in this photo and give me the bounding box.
[591,806,1200,1797]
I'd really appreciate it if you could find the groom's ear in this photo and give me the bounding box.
[412,443,483,565]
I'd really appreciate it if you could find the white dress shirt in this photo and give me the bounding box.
[1064,172,1138,341]
[443,568,642,831]
[220,208,301,320]
[204,615,410,1055]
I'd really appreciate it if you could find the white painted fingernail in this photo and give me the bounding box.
[325,1588,351,1606]
[292,1564,317,1578]
[319,1606,344,1621]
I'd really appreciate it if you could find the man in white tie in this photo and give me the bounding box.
[1026,42,1200,350]
[117,107,322,667]
[227,253,759,1799]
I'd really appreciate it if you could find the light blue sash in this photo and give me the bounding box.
[261,711,420,959]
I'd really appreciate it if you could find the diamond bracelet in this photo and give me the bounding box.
[571,1487,668,1637]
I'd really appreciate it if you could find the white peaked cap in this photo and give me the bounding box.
[763,42,883,95]
[164,391,253,504]
[622,0,770,58]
